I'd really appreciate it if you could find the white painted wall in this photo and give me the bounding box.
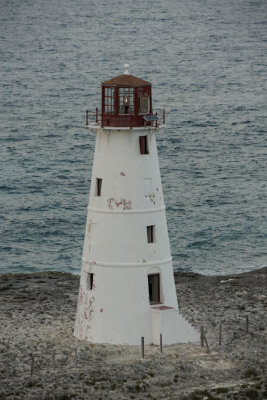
[74,126,198,345]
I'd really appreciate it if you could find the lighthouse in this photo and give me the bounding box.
[74,65,198,345]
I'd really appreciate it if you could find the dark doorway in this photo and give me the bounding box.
[148,274,160,304]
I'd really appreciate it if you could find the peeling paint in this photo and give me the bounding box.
[107,198,132,210]
[120,171,126,176]
[146,193,155,202]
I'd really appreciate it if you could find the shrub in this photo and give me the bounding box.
[244,389,259,399]
[244,368,259,379]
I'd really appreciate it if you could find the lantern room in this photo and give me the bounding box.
[101,64,152,128]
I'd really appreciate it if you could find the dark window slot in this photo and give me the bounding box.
[96,178,102,196]
[139,136,149,154]
[148,274,160,303]
[147,225,155,243]
[87,273,94,290]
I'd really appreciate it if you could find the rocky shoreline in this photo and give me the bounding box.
[0,267,266,400]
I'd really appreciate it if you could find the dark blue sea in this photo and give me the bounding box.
[0,0,266,275]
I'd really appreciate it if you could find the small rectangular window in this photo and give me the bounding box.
[147,225,155,243]
[138,96,150,114]
[104,87,115,114]
[95,178,102,196]
[139,136,149,154]
[86,273,94,290]
[148,274,160,303]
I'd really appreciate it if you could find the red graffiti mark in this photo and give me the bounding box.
[79,289,84,302]
[107,198,131,210]
[84,312,88,320]
[120,171,126,176]
[89,309,94,318]
[89,298,93,308]
[100,308,103,313]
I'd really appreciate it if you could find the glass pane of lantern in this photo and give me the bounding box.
[119,87,134,114]
[138,96,149,114]
[104,87,115,114]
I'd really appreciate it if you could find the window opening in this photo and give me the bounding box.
[95,178,102,196]
[148,274,160,303]
[147,225,155,243]
[104,87,115,114]
[119,87,134,114]
[138,96,150,114]
[139,135,149,154]
[86,273,94,290]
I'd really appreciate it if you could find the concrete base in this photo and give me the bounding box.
[151,305,199,345]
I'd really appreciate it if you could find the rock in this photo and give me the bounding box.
[0,268,266,399]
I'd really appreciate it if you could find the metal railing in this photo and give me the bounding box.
[85,108,166,128]
[86,108,99,126]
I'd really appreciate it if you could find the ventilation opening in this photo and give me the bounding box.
[148,274,160,304]
[86,273,94,290]
[95,178,102,196]
[139,135,149,154]
[147,225,155,243]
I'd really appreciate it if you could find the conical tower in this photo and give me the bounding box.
[74,65,198,345]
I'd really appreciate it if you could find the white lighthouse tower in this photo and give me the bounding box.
[74,65,198,345]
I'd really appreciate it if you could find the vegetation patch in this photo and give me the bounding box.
[215,387,229,394]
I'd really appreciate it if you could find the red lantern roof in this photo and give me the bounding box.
[102,74,151,87]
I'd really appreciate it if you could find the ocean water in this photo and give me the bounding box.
[0,0,266,275]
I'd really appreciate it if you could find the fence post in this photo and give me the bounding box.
[30,354,34,376]
[52,349,55,369]
[246,316,249,333]
[96,107,98,124]
[163,108,166,125]
[6,360,9,379]
[86,110,89,126]
[219,323,222,346]
[141,337,144,358]
[204,334,210,354]
[75,348,78,367]
[200,326,204,347]
[160,333,163,353]
[156,112,158,128]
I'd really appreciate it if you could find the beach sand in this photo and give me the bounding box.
[0,267,266,399]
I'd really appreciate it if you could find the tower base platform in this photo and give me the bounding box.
[151,305,199,345]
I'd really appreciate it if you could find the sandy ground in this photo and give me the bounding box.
[0,267,266,400]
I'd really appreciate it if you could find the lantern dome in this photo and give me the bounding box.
[101,65,152,128]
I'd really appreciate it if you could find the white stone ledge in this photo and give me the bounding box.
[82,257,172,268]
[86,124,165,133]
[87,206,165,214]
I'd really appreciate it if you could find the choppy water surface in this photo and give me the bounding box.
[1,0,266,275]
